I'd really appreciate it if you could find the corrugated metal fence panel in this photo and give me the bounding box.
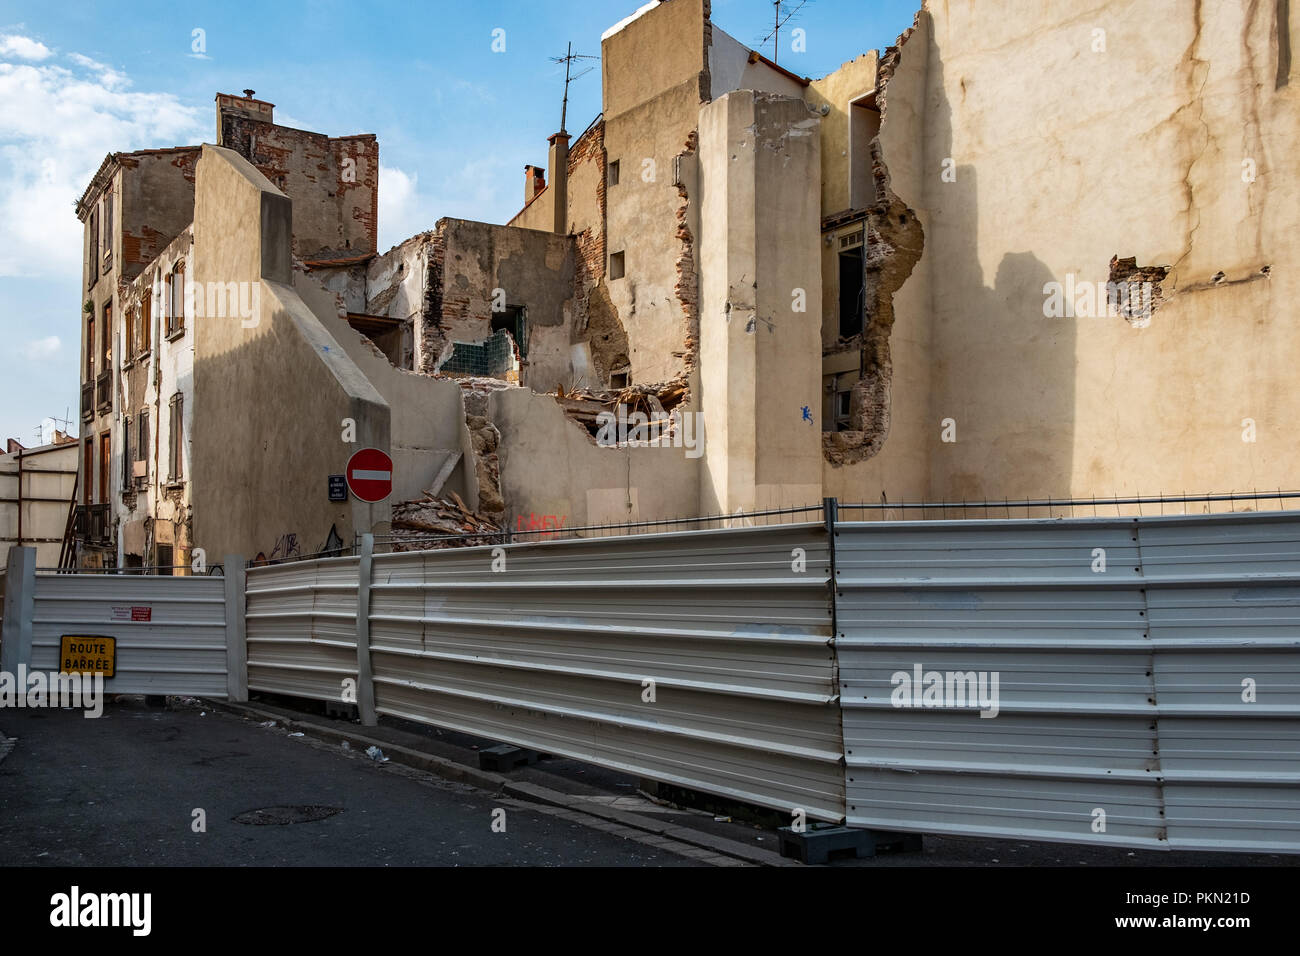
[368,524,843,820]
[838,519,1169,848]
[837,514,1300,853]
[30,573,228,696]
[245,557,359,702]
[1136,515,1300,852]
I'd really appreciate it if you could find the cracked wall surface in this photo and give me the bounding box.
[871,0,1300,504]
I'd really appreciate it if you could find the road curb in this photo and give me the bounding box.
[204,699,796,867]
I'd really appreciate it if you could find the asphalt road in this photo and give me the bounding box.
[0,699,699,867]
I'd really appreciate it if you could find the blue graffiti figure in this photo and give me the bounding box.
[801,405,814,425]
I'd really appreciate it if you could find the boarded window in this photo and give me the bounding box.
[87,208,99,287]
[167,262,186,336]
[140,286,152,355]
[98,431,110,502]
[101,302,112,368]
[102,187,113,265]
[137,410,150,484]
[168,392,183,482]
[83,437,93,505]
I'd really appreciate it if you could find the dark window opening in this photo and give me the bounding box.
[156,544,173,575]
[834,389,853,432]
[122,416,132,492]
[491,306,527,358]
[610,251,626,280]
[608,160,620,186]
[839,247,865,338]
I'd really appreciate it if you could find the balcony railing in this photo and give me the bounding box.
[81,381,93,421]
[95,369,111,412]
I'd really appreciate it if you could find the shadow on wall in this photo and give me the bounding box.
[921,13,1076,502]
[191,289,389,565]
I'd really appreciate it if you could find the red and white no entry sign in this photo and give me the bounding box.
[345,447,393,503]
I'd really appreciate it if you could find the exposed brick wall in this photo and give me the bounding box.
[220,113,378,259]
[674,130,699,375]
[420,227,447,375]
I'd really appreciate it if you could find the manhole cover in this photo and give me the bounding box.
[232,805,343,826]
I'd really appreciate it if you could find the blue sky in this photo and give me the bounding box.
[0,0,919,445]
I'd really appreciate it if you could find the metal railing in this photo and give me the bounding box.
[371,502,828,553]
[839,490,1300,521]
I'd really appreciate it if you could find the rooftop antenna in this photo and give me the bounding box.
[759,0,809,65]
[550,42,598,134]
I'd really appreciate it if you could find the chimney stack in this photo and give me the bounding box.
[547,131,570,235]
[524,164,546,204]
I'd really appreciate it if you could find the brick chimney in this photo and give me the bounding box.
[215,91,275,143]
[524,164,546,204]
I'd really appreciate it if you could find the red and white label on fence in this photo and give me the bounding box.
[345,447,393,503]
[111,606,151,622]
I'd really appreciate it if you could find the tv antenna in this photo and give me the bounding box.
[759,0,809,65]
[550,42,599,134]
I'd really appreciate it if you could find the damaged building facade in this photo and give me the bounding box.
[72,0,1300,565]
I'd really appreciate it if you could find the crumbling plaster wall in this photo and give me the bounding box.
[905,0,1300,501]
[488,386,700,530]
[601,0,710,389]
[116,149,200,281]
[116,228,195,567]
[426,219,580,391]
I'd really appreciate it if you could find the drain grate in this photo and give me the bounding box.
[232,805,343,826]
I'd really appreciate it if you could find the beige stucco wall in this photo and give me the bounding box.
[807,53,879,216]
[878,1,1300,503]
[432,219,579,391]
[699,90,824,515]
[192,145,391,562]
[602,0,707,387]
[489,387,699,530]
[293,264,476,509]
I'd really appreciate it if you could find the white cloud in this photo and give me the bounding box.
[20,335,60,360]
[0,35,53,61]
[377,157,516,252]
[66,53,128,90]
[0,42,205,278]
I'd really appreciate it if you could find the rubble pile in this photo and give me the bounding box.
[554,379,689,438]
[389,490,502,551]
